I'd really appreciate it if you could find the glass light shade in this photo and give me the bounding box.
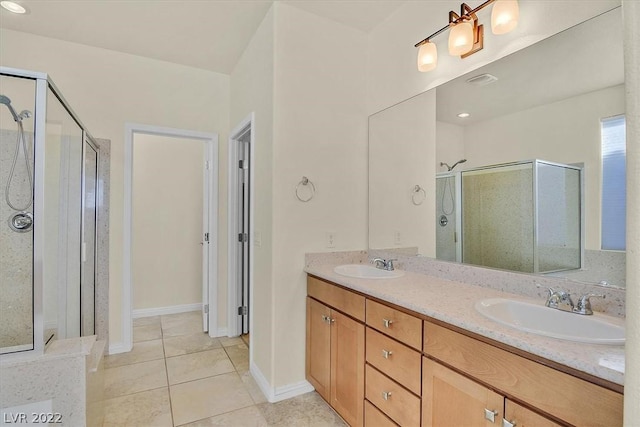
[417,42,438,72]
[448,20,474,56]
[0,1,26,13]
[491,0,519,35]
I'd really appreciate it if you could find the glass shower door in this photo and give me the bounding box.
[81,139,98,336]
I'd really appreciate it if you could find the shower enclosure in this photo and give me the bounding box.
[435,172,462,262]
[0,67,99,355]
[461,160,582,273]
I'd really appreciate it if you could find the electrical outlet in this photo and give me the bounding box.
[253,231,262,247]
[326,231,336,248]
[394,231,402,245]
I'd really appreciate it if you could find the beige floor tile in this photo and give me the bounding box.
[240,371,268,404]
[170,372,255,426]
[163,332,221,357]
[105,339,164,368]
[162,311,203,337]
[224,343,249,373]
[180,405,268,427]
[257,392,346,427]
[103,387,173,427]
[219,336,244,347]
[104,359,168,399]
[166,348,235,385]
[133,315,161,327]
[133,323,162,342]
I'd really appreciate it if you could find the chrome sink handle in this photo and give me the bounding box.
[573,293,605,315]
[545,288,561,308]
[385,259,397,271]
[545,288,574,311]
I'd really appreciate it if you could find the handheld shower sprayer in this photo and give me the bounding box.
[440,159,467,171]
[0,95,31,122]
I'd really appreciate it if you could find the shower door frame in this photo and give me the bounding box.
[1,66,99,358]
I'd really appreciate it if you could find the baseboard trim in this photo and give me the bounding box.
[132,303,201,318]
[108,341,132,355]
[249,362,314,403]
[214,327,228,338]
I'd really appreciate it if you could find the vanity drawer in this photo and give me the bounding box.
[365,364,421,427]
[364,400,398,427]
[366,327,421,395]
[366,299,422,350]
[307,276,365,321]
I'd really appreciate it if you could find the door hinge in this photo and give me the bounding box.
[238,233,248,243]
[205,160,210,170]
[239,160,246,169]
[238,306,248,316]
[204,304,209,314]
[204,232,209,242]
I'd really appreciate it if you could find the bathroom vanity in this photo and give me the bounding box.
[305,265,624,427]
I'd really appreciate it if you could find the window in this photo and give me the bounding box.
[601,115,626,251]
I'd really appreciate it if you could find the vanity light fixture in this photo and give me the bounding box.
[415,0,519,72]
[0,1,26,14]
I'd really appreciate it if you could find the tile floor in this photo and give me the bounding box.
[103,311,347,426]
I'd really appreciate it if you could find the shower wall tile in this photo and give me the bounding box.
[95,138,110,347]
[1,129,34,350]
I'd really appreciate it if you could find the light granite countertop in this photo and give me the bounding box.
[305,261,625,387]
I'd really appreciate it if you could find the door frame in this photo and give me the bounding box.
[227,113,255,338]
[121,123,218,352]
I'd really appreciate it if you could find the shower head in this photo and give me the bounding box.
[440,159,468,171]
[0,94,27,122]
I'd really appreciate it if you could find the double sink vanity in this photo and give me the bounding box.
[305,253,625,427]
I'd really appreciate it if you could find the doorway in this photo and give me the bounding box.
[228,114,254,339]
[122,124,218,353]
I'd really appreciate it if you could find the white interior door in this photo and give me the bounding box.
[202,154,210,332]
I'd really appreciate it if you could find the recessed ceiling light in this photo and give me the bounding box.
[457,112,471,118]
[1,1,26,14]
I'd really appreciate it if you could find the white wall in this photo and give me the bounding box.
[366,1,621,115]
[230,6,275,385]
[435,121,465,172]
[0,29,230,348]
[461,85,625,250]
[623,0,640,423]
[132,134,204,310]
[271,3,368,388]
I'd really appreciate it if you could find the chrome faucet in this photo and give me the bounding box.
[545,288,604,315]
[371,258,396,271]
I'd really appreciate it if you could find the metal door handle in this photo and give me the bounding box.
[382,349,393,359]
[382,318,393,328]
[502,419,516,427]
[484,409,498,423]
[382,391,392,401]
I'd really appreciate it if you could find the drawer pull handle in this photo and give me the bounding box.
[382,318,394,328]
[502,419,516,427]
[382,391,392,401]
[382,349,393,359]
[484,409,498,423]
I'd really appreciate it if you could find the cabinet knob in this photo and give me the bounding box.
[382,318,394,328]
[484,409,498,423]
[502,419,516,427]
[382,391,392,401]
[382,349,393,359]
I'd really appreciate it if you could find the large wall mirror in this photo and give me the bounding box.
[369,7,625,288]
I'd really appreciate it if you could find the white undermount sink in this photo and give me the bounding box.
[475,298,625,345]
[334,264,405,279]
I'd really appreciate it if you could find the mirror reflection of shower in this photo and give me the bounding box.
[436,160,465,262]
[1,94,34,232]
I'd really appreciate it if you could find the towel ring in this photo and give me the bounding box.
[296,176,316,202]
[412,185,426,206]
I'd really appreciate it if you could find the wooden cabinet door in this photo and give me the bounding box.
[422,357,503,427]
[306,297,331,401]
[331,310,365,427]
[504,400,563,427]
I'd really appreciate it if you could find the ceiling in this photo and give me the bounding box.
[437,7,624,126]
[0,0,405,75]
